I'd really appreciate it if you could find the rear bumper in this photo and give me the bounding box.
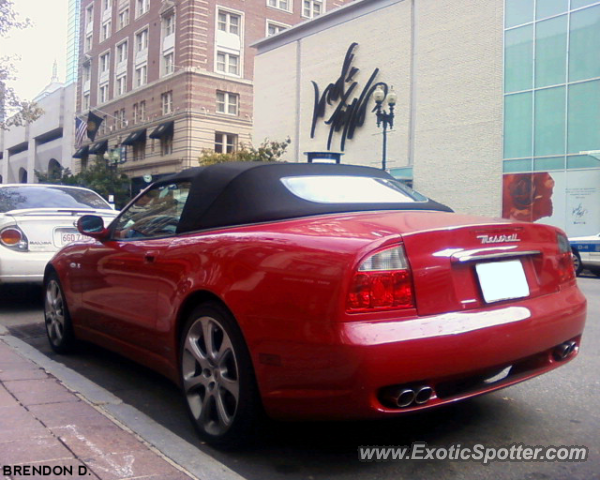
[258,284,587,420]
[0,249,54,284]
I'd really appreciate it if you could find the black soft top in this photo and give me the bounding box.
[152,162,451,233]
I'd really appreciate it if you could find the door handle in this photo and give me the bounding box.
[145,251,160,263]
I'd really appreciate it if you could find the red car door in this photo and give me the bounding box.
[77,180,190,355]
[77,237,174,352]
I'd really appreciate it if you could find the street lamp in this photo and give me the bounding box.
[373,85,397,171]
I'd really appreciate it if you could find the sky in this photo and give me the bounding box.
[0,0,69,101]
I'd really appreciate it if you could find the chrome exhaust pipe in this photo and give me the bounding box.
[396,388,416,408]
[553,341,577,361]
[414,386,433,405]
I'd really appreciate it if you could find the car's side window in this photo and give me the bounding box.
[113,181,190,239]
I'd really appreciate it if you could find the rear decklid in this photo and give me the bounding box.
[398,214,572,316]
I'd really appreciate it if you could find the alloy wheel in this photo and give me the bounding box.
[45,279,66,346]
[181,315,240,437]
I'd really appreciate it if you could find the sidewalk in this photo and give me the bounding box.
[0,326,245,480]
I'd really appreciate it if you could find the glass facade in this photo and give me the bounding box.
[503,0,600,236]
[65,0,81,85]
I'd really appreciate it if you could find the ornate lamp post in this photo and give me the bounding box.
[373,85,397,171]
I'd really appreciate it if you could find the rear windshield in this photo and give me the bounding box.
[0,186,111,212]
[281,176,428,204]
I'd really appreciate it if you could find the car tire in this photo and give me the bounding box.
[44,273,76,354]
[179,303,262,449]
[572,250,583,276]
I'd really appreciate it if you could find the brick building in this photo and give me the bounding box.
[76,0,352,192]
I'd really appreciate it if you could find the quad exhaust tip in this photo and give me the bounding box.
[553,341,577,361]
[383,385,435,409]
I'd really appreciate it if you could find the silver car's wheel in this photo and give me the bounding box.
[180,303,261,448]
[44,274,75,353]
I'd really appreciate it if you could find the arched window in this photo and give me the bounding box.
[48,159,62,180]
[19,168,28,183]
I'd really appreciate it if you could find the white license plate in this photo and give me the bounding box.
[475,260,530,303]
[56,229,86,246]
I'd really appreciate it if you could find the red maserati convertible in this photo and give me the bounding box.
[44,162,586,448]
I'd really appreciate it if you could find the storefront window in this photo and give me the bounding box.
[504,1,600,235]
[567,80,600,154]
[505,0,533,28]
[535,15,567,87]
[505,25,533,93]
[535,0,567,19]
[534,86,565,157]
[568,5,600,82]
[504,92,532,158]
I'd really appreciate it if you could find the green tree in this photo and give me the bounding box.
[36,158,131,209]
[1,0,43,129]
[199,138,291,166]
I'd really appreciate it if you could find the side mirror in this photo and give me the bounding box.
[77,215,108,240]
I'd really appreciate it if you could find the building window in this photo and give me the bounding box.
[268,0,290,12]
[85,4,94,28]
[303,0,322,18]
[161,91,173,115]
[116,75,127,96]
[161,132,173,156]
[218,11,240,35]
[101,20,112,41]
[139,100,146,121]
[118,108,126,129]
[83,63,91,83]
[136,0,149,18]
[133,140,146,161]
[103,0,111,12]
[163,52,174,76]
[99,83,109,103]
[133,101,146,123]
[216,51,240,76]
[135,64,147,87]
[267,21,288,37]
[215,132,237,153]
[216,91,239,116]
[100,52,110,74]
[117,41,128,64]
[85,33,93,51]
[163,12,175,37]
[136,28,149,53]
[118,8,130,30]
[83,93,90,111]
[101,115,108,135]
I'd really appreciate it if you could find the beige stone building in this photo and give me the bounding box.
[254,0,503,218]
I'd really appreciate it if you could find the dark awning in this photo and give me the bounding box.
[72,146,89,158]
[149,121,174,139]
[88,140,108,154]
[121,129,147,146]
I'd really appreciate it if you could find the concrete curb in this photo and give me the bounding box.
[2,333,248,480]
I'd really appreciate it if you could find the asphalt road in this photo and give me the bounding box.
[0,277,598,480]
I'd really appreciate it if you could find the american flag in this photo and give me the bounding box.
[75,116,86,148]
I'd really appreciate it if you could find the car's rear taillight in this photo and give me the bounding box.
[556,232,575,284]
[0,227,29,251]
[347,245,415,312]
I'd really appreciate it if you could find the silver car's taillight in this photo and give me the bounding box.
[0,227,29,251]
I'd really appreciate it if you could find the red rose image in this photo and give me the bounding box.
[502,172,555,222]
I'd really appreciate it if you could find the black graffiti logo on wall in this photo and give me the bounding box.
[310,42,389,152]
